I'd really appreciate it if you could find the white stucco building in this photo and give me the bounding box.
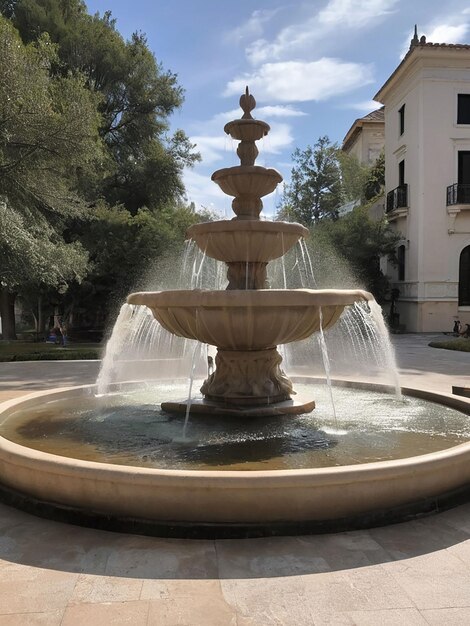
[342,108,385,166]
[344,30,470,333]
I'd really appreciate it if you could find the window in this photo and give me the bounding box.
[458,151,470,185]
[397,245,406,281]
[399,160,405,187]
[398,104,405,135]
[457,94,470,124]
[459,246,470,306]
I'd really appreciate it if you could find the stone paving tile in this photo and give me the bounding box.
[104,536,218,580]
[304,566,415,613]
[215,536,331,579]
[0,572,78,614]
[310,608,429,626]
[380,549,470,609]
[0,609,64,625]
[421,607,470,625]
[220,581,313,626]
[69,574,143,604]
[61,600,149,625]
[346,608,428,625]
[140,577,222,600]
[147,594,238,626]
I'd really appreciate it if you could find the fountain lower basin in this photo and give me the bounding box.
[1,381,470,537]
[126,289,371,349]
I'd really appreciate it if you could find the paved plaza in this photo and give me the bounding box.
[0,334,469,624]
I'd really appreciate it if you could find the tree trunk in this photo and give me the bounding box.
[0,287,17,340]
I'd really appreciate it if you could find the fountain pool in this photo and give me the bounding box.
[1,88,470,537]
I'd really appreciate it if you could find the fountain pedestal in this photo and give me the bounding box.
[200,348,292,405]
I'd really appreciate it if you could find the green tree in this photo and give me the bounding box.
[0,16,100,337]
[6,0,200,213]
[277,136,343,225]
[364,151,385,201]
[310,204,400,302]
[337,151,369,203]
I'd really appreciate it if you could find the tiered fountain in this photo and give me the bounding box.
[128,88,371,416]
[1,89,470,537]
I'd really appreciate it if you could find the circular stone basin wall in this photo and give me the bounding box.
[1,382,470,537]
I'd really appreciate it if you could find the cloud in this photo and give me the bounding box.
[190,135,231,165]
[245,0,398,65]
[256,105,306,118]
[341,100,383,112]
[224,59,374,103]
[224,8,280,44]
[318,0,398,28]
[425,23,469,44]
[183,168,229,215]
[400,20,469,58]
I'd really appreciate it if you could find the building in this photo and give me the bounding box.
[342,107,385,166]
[347,29,470,332]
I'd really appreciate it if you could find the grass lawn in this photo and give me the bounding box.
[0,341,103,361]
[428,337,470,352]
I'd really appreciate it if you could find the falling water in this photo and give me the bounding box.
[367,300,403,400]
[182,341,203,439]
[317,307,337,423]
[298,239,317,287]
[96,303,135,395]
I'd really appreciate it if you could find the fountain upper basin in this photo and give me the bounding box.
[127,289,371,350]
[211,165,282,200]
[187,220,309,263]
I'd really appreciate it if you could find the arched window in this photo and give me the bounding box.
[397,245,405,281]
[459,246,470,306]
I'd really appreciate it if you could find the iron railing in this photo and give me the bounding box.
[386,184,408,213]
[446,183,470,206]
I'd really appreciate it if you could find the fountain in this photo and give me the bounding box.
[1,89,470,537]
[127,88,371,416]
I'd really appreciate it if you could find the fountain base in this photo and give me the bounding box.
[161,396,315,418]
[200,347,294,406]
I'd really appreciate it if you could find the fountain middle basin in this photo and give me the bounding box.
[1,382,470,536]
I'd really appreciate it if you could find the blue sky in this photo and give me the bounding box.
[86,0,470,217]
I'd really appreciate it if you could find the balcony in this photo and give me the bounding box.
[386,184,408,214]
[447,183,470,206]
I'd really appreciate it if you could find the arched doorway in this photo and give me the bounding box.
[459,245,470,306]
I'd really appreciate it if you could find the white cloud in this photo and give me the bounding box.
[245,0,398,65]
[225,8,280,44]
[257,123,294,155]
[318,0,397,27]
[183,168,229,215]
[342,100,383,112]
[400,20,469,58]
[256,105,306,118]
[225,59,374,103]
[190,135,231,165]
[425,24,469,44]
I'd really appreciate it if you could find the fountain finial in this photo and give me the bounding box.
[240,86,256,119]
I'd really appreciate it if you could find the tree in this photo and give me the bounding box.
[6,0,200,213]
[337,151,369,203]
[364,151,385,201]
[277,136,343,225]
[310,204,400,302]
[0,16,100,337]
[0,3,201,334]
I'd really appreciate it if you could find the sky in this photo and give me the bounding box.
[86,0,470,217]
